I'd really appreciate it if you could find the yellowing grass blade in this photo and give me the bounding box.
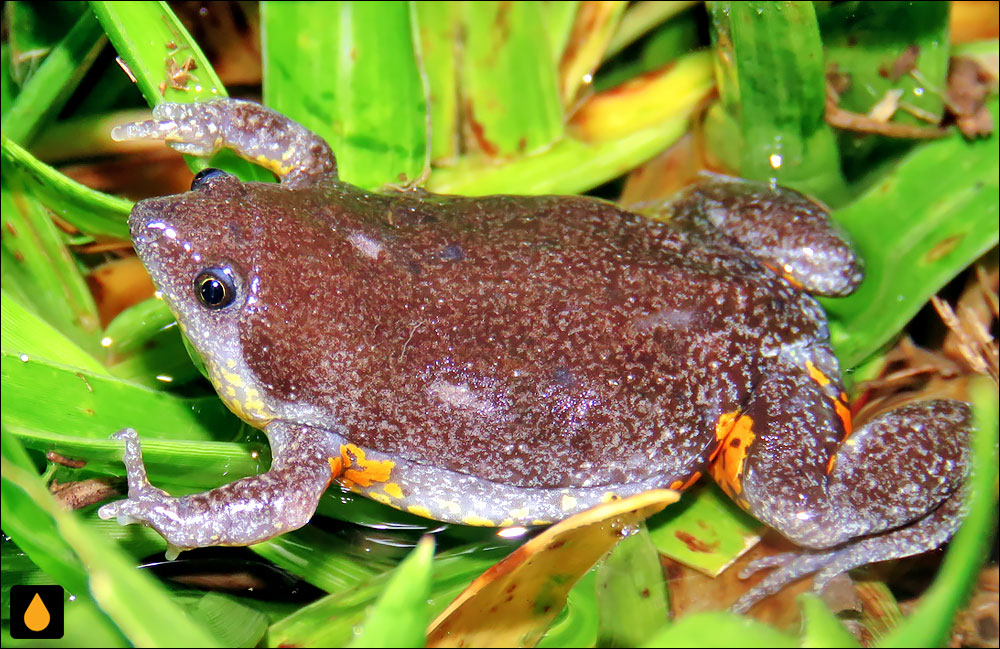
[426,489,679,648]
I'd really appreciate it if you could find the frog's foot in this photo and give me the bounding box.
[111,99,337,187]
[98,428,170,523]
[98,429,190,557]
[730,488,965,613]
[99,424,334,552]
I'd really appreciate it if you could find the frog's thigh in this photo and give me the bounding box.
[733,370,969,549]
[334,445,686,527]
[824,400,969,525]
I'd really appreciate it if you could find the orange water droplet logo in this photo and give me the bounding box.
[24,592,50,632]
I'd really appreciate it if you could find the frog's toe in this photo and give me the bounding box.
[731,550,835,613]
[732,490,966,613]
[111,103,224,155]
[97,493,158,527]
[97,499,140,525]
[108,428,174,502]
[737,550,801,578]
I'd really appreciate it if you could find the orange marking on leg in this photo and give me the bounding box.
[833,399,853,440]
[668,470,704,493]
[339,443,395,488]
[709,412,755,496]
[805,360,831,387]
[760,262,804,289]
[680,470,702,491]
[327,455,344,487]
[709,411,739,462]
[782,273,804,289]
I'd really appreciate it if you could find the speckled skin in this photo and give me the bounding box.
[99,100,970,608]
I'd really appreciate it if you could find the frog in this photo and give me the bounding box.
[99,99,970,611]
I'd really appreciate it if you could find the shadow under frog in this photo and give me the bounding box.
[100,99,970,612]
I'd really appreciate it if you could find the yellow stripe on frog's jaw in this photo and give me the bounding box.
[205,356,275,427]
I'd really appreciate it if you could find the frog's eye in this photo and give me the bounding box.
[194,268,237,309]
[191,168,230,191]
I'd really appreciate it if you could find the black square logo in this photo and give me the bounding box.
[9,585,65,639]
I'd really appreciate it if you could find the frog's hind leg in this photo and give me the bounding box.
[98,422,335,555]
[635,176,863,296]
[716,365,970,610]
[730,489,965,613]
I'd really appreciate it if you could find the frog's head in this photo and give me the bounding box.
[129,168,278,425]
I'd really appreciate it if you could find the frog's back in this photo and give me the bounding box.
[234,183,820,491]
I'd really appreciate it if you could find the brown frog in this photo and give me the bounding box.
[100,99,969,611]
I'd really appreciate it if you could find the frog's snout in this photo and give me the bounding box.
[128,199,163,246]
[128,197,187,250]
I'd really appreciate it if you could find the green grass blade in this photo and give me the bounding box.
[606,1,699,59]
[269,542,509,647]
[822,99,1000,368]
[640,611,796,647]
[89,0,224,106]
[189,593,268,648]
[414,2,461,164]
[101,297,206,390]
[1,350,239,445]
[537,569,599,647]
[106,327,205,389]
[2,289,108,374]
[707,1,847,203]
[648,484,761,577]
[261,1,428,189]
[1,8,106,145]
[428,114,684,195]
[427,51,713,195]
[349,536,434,648]
[461,2,564,157]
[251,526,387,594]
[90,0,268,181]
[799,593,861,647]
[1,132,131,240]
[878,378,999,647]
[821,1,950,178]
[5,1,89,83]
[1,162,101,353]
[101,296,174,356]
[1,442,223,647]
[594,5,702,93]
[540,1,581,67]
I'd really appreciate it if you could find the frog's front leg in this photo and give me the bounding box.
[712,360,970,612]
[110,99,337,188]
[98,422,337,556]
